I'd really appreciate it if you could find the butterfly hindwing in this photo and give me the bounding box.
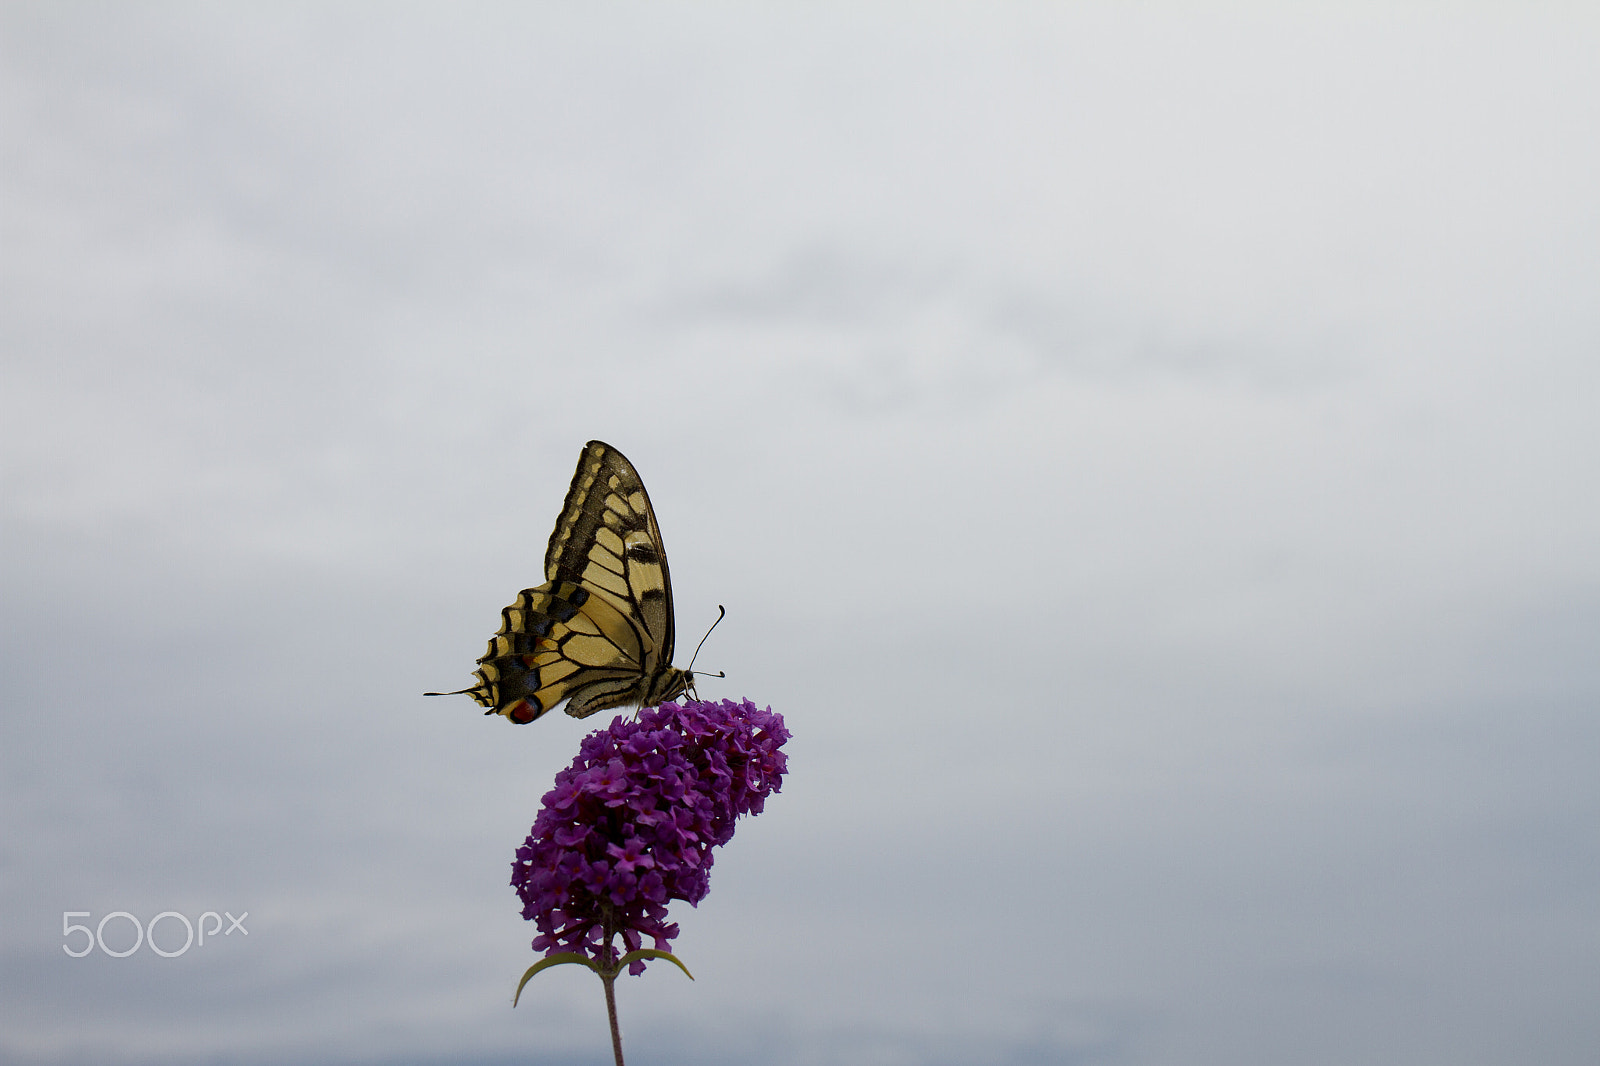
[428,441,691,724]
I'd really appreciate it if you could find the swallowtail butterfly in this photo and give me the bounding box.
[427,441,692,724]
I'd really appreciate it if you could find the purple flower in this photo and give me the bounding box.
[511,699,789,974]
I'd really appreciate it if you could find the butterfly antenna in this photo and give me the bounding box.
[687,605,727,676]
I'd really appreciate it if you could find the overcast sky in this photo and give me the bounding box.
[2,4,1598,1065]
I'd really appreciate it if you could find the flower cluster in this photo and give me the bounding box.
[512,699,789,974]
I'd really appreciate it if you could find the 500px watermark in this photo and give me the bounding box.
[62,910,249,958]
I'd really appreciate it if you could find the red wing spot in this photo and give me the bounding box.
[507,701,537,724]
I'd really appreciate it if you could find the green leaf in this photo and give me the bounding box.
[616,949,695,980]
[513,953,601,1006]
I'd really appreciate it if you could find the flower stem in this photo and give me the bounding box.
[602,969,625,1066]
[599,912,626,1066]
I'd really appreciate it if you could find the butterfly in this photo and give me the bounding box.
[427,441,693,724]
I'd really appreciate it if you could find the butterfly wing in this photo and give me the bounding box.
[544,440,676,663]
[429,441,690,724]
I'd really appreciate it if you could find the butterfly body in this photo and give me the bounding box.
[430,441,691,724]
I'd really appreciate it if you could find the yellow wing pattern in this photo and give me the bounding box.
[427,441,691,724]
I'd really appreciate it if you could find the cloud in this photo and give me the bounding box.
[3,4,1598,1065]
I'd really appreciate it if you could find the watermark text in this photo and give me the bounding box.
[63,910,249,958]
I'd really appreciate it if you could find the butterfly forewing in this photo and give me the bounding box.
[545,442,676,659]
[427,441,690,724]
